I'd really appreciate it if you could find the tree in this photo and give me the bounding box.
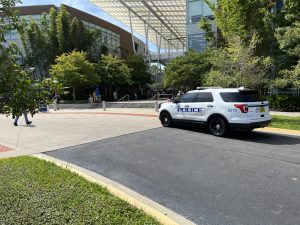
[0,0,50,117]
[19,5,101,76]
[49,51,99,102]
[163,51,211,90]
[49,7,59,60]
[19,16,52,77]
[199,17,217,47]
[125,54,151,87]
[274,0,300,88]
[280,0,300,25]
[98,55,132,88]
[204,38,273,91]
[201,0,275,55]
[56,5,72,54]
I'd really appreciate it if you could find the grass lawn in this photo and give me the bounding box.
[0,156,160,225]
[270,115,300,131]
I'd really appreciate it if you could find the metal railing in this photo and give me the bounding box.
[118,94,130,102]
[150,93,173,100]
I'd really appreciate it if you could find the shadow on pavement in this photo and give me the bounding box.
[19,124,36,128]
[229,131,300,145]
[172,125,300,146]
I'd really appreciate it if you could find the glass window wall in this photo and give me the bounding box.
[81,20,121,55]
[187,0,216,24]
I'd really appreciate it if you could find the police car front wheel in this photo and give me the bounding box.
[160,112,173,127]
[209,117,227,137]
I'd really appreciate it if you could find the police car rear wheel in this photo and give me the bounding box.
[160,112,173,127]
[209,117,227,137]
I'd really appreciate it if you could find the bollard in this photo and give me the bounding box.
[155,101,159,112]
[102,101,106,111]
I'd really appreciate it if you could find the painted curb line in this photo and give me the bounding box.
[257,127,300,137]
[33,153,196,225]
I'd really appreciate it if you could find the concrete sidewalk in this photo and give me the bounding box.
[0,108,160,159]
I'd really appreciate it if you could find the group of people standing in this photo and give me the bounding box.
[89,89,119,103]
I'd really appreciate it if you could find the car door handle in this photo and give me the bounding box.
[184,105,190,108]
[207,105,213,108]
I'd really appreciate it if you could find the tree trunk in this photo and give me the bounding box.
[72,87,76,103]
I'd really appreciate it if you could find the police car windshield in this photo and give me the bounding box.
[220,92,265,102]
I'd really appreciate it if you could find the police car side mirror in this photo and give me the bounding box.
[173,99,179,104]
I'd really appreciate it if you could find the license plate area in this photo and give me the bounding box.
[258,107,265,113]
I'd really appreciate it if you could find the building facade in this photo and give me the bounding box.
[186,0,217,52]
[4,5,146,62]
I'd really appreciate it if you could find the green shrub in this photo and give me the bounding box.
[267,95,300,112]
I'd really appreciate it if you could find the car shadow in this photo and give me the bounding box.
[228,130,300,145]
[171,125,300,146]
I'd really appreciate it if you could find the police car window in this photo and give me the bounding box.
[178,93,198,103]
[220,92,265,102]
[195,92,214,102]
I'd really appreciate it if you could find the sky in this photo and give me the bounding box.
[19,0,158,52]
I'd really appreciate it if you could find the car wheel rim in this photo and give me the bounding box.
[162,115,169,126]
[212,119,224,135]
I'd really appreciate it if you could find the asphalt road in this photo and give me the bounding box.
[46,127,300,225]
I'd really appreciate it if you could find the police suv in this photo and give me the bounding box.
[159,87,271,136]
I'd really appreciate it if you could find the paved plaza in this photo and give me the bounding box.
[0,108,160,159]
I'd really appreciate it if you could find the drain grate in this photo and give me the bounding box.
[0,145,13,152]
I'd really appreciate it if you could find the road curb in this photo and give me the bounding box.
[257,127,300,137]
[33,153,196,225]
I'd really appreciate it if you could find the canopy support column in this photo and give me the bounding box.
[128,9,135,54]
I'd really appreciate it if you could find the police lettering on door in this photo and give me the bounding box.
[177,107,203,113]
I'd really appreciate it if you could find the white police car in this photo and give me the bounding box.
[159,87,271,136]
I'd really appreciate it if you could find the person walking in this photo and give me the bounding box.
[13,111,32,126]
[113,91,118,101]
[52,94,61,111]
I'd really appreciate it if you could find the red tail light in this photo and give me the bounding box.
[234,104,248,113]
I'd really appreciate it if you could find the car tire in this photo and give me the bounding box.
[209,117,227,137]
[160,112,173,127]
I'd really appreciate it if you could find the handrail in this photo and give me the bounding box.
[118,94,129,102]
[150,93,173,100]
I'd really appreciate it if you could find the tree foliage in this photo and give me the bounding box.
[19,16,52,77]
[1,1,50,116]
[163,51,211,90]
[19,5,102,77]
[202,0,274,55]
[98,55,132,87]
[49,51,98,102]
[204,38,272,91]
[0,0,20,40]
[56,5,72,53]
[125,54,151,87]
[275,0,300,88]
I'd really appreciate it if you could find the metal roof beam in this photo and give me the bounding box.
[118,0,178,49]
[140,0,185,47]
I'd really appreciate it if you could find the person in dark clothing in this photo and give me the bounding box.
[14,110,32,126]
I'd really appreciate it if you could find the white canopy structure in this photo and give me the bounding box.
[90,0,186,62]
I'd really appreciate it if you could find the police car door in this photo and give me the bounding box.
[173,93,198,121]
[189,92,215,122]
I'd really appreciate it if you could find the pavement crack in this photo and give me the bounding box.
[227,149,300,166]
